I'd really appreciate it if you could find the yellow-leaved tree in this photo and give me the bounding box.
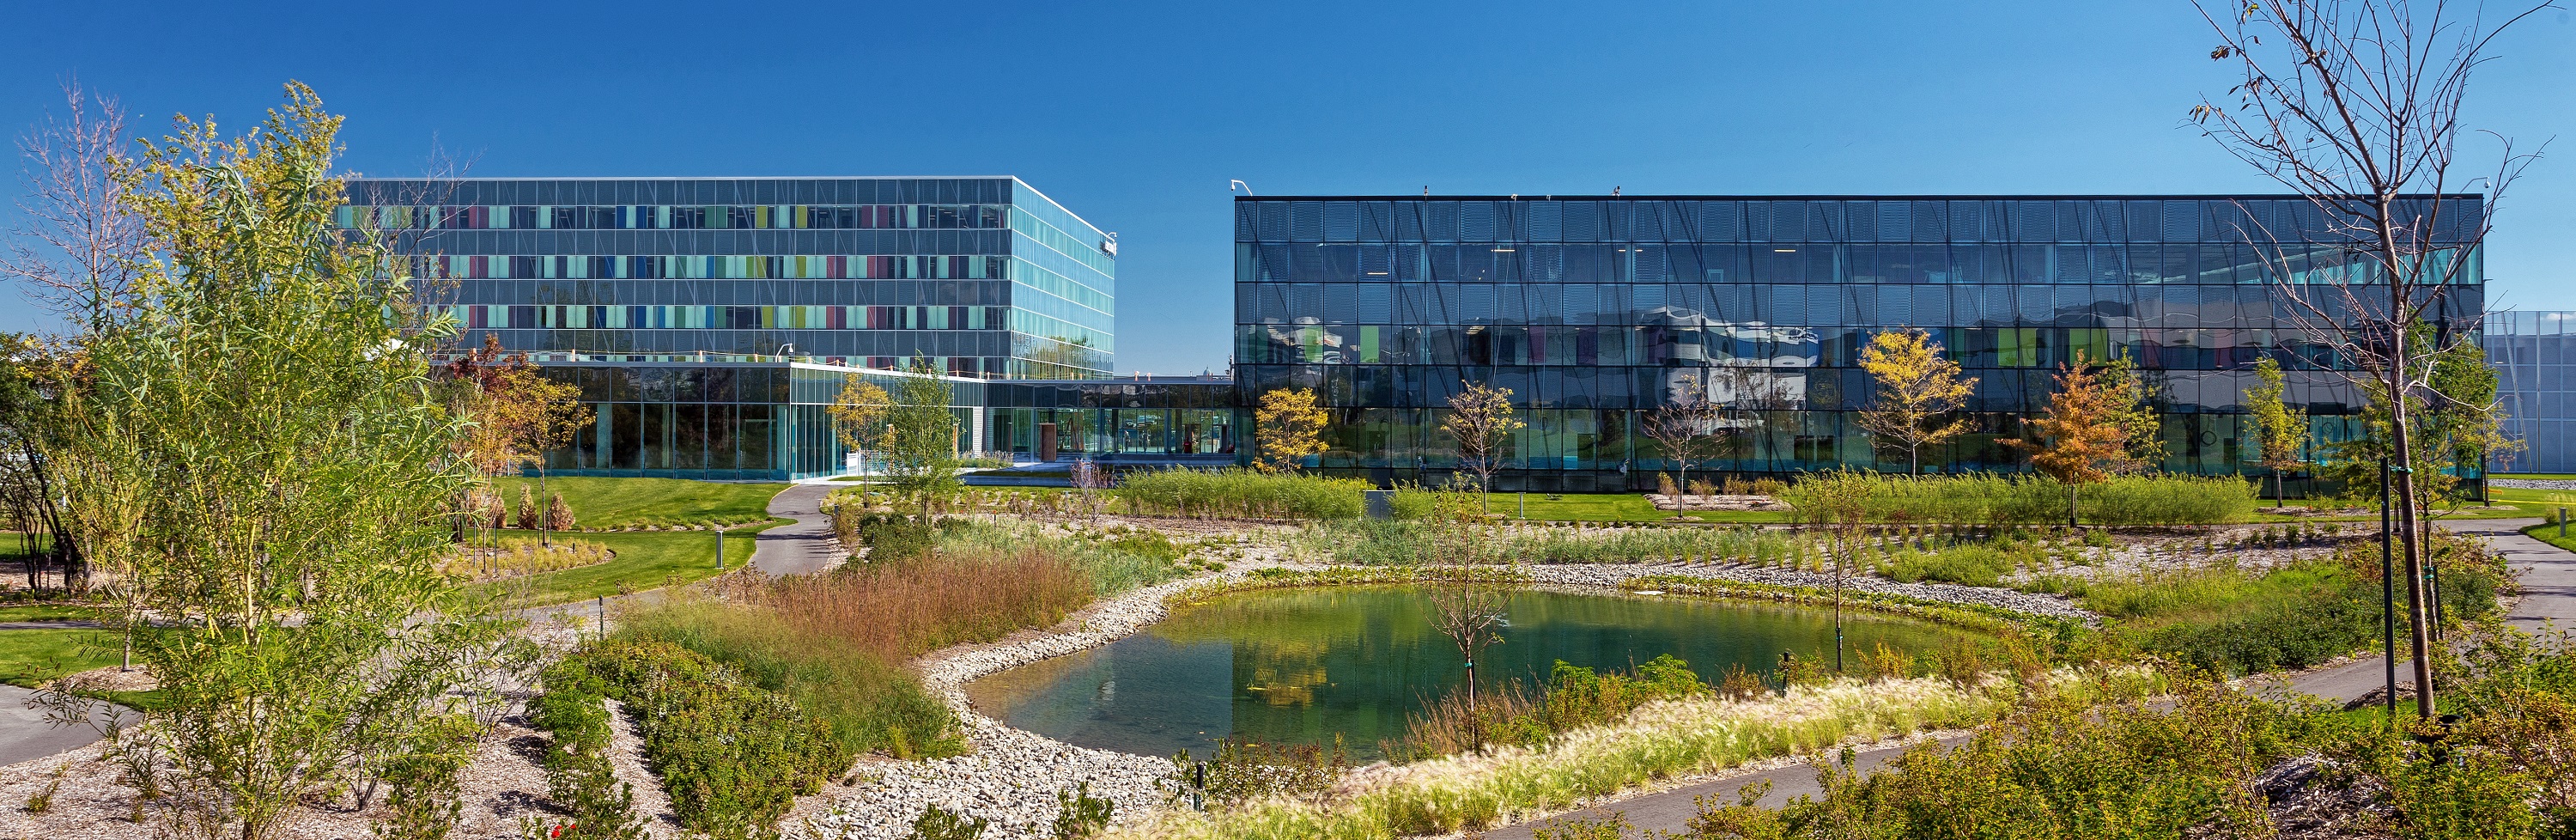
[1253,387,1329,473]
[2244,356,2308,508]
[1855,328,1977,474]
[1441,381,1524,510]
[827,374,890,474]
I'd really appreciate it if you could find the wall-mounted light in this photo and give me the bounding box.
[1773,248,1798,253]
[1492,248,1516,253]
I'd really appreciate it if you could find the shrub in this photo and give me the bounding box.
[553,640,853,836]
[1777,471,2257,527]
[1387,482,1442,520]
[545,493,576,532]
[1884,543,2020,587]
[907,805,990,840]
[523,666,648,840]
[1051,782,1115,840]
[1170,736,1351,807]
[1114,467,1368,520]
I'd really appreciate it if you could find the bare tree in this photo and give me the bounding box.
[1640,376,1722,499]
[1,82,143,331]
[2190,0,2548,719]
[1423,486,1512,750]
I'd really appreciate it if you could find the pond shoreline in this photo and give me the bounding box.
[809,556,2094,839]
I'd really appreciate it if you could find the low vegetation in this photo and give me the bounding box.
[540,639,851,837]
[1114,467,1370,520]
[494,475,786,529]
[1602,628,2576,839]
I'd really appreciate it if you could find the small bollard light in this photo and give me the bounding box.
[717,527,726,570]
[2561,508,2567,539]
[595,595,605,637]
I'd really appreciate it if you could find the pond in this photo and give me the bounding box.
[965,586,1976,759]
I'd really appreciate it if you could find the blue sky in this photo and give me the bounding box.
[3,1,2570,374]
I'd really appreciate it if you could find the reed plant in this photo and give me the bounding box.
[1287,521,1801,566]
[1776,472,2257,527]
[1109,675,2014,839]
[1114,467,1370,520]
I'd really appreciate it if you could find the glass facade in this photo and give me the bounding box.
[2486,311,2576,474]
[982,375,1241,458]
[519,361,980,481]
[348,177,1115,380]
[1234,195,2485,490]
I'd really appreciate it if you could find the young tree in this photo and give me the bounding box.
[826,375,890,475]
[1422,484,1511,748]
[2098,353,2166,472]
[443,334,586,545]
[2009,353,2136,527]
[1251,387,1329,474]
[2422,338,2516,506]
[0,81,143,330]
[2245,356,2311,508]
[1639,377,1721,500]
[1440,382,1524,511]
[2192,0,2544,719]
[43,83,519,840]
[0,336,80,591]
[883,359,961,518]
[1854,329,1977,475]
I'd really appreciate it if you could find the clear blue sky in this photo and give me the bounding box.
[3,1,2570,374]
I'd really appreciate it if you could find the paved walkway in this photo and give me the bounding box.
[750,482,845,576]
[1490,517,2576,838]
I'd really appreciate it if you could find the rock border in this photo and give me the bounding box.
[806,557,2092,839]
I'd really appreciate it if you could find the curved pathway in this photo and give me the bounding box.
[1488,517,2576,839]
[750,482,845,576]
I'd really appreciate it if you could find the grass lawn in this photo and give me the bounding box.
[483,527,768,606]
[2496,473,2576,481]
[493,475,787,528]
[0,605,98,623]
[0,627,122,689]
[2524,520,2576,554]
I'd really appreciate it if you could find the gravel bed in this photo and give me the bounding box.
[805,563,1279,839]
[2492,478,2576,490]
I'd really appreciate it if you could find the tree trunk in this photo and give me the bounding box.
[2387,369,2435,721]
[1910,443,1919,476]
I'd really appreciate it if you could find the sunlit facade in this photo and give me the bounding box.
[2487,310,2576,474]
[1234,194,2486,490]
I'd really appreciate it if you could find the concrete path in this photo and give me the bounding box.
[750,482,845,577]
[1488,516,2576,839]
[0,685,131,766]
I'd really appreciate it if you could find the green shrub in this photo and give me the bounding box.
[1777,471,2258,527]
[553,640,854,836]
[1387,482,1441,520]
[616,600,964,762]
[1289,520,1802,567]
[524,666,648,840]
[1115,467,1369,520]
[2077,475,2260,526]
[1885,544,2014,587]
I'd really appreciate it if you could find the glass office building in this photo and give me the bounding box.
[346,176,1115,380]
[349,176,1120,479]
[1234,195,2484,491]
[2486,310,2576,474]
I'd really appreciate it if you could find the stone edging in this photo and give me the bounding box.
[808,562,2092,839]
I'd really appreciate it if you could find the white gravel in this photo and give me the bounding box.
[800,532,2099,838]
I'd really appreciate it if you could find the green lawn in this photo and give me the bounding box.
[492,476,787,529]
[483,527,768,606]
[0,627,122,689]
[2524,520,2576,554]
[2496,473,2576,481]
[0,605,98,623]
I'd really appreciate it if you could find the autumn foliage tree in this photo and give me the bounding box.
[1855,329,1977,474]
[2011,352,2137,526]
[444,333,588,545]
[826,375,890,474]
[1252,387,1329,474]
[1640,377,1722,498]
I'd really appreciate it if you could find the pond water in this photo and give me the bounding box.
[965,586,1973,759]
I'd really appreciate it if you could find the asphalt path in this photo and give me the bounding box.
[1488,517,2576,839]
[750,482,843,576]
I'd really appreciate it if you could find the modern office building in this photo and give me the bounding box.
[2486,310,2576,474]
[1232,194,2485,491]
[347,176,1128,479]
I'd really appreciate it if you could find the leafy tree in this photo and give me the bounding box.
[1440,382,1523,510]
[41,83,521,840]
[883,359,960,518]
[1855,329,1977,474]
[2010,352,2135,526]
[2244,356,2309,508]
[2098,352,2166,472]
[0,335,80,591]
[826,375,890,475]
[441,335,587,545]
[1251,387,1329,474]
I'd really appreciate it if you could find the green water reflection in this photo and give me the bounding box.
[965,586,1972,759]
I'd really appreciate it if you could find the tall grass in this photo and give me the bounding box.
[1288,521,1803,566]
[1777,472,2257,527]
[932,520,1197,595]
[1110,676,2012,839]
[1115,467,1370,520]
[617,531,1109,761]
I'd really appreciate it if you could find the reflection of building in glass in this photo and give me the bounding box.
[1234,195,2485,490]
[2486,311,2576,474]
